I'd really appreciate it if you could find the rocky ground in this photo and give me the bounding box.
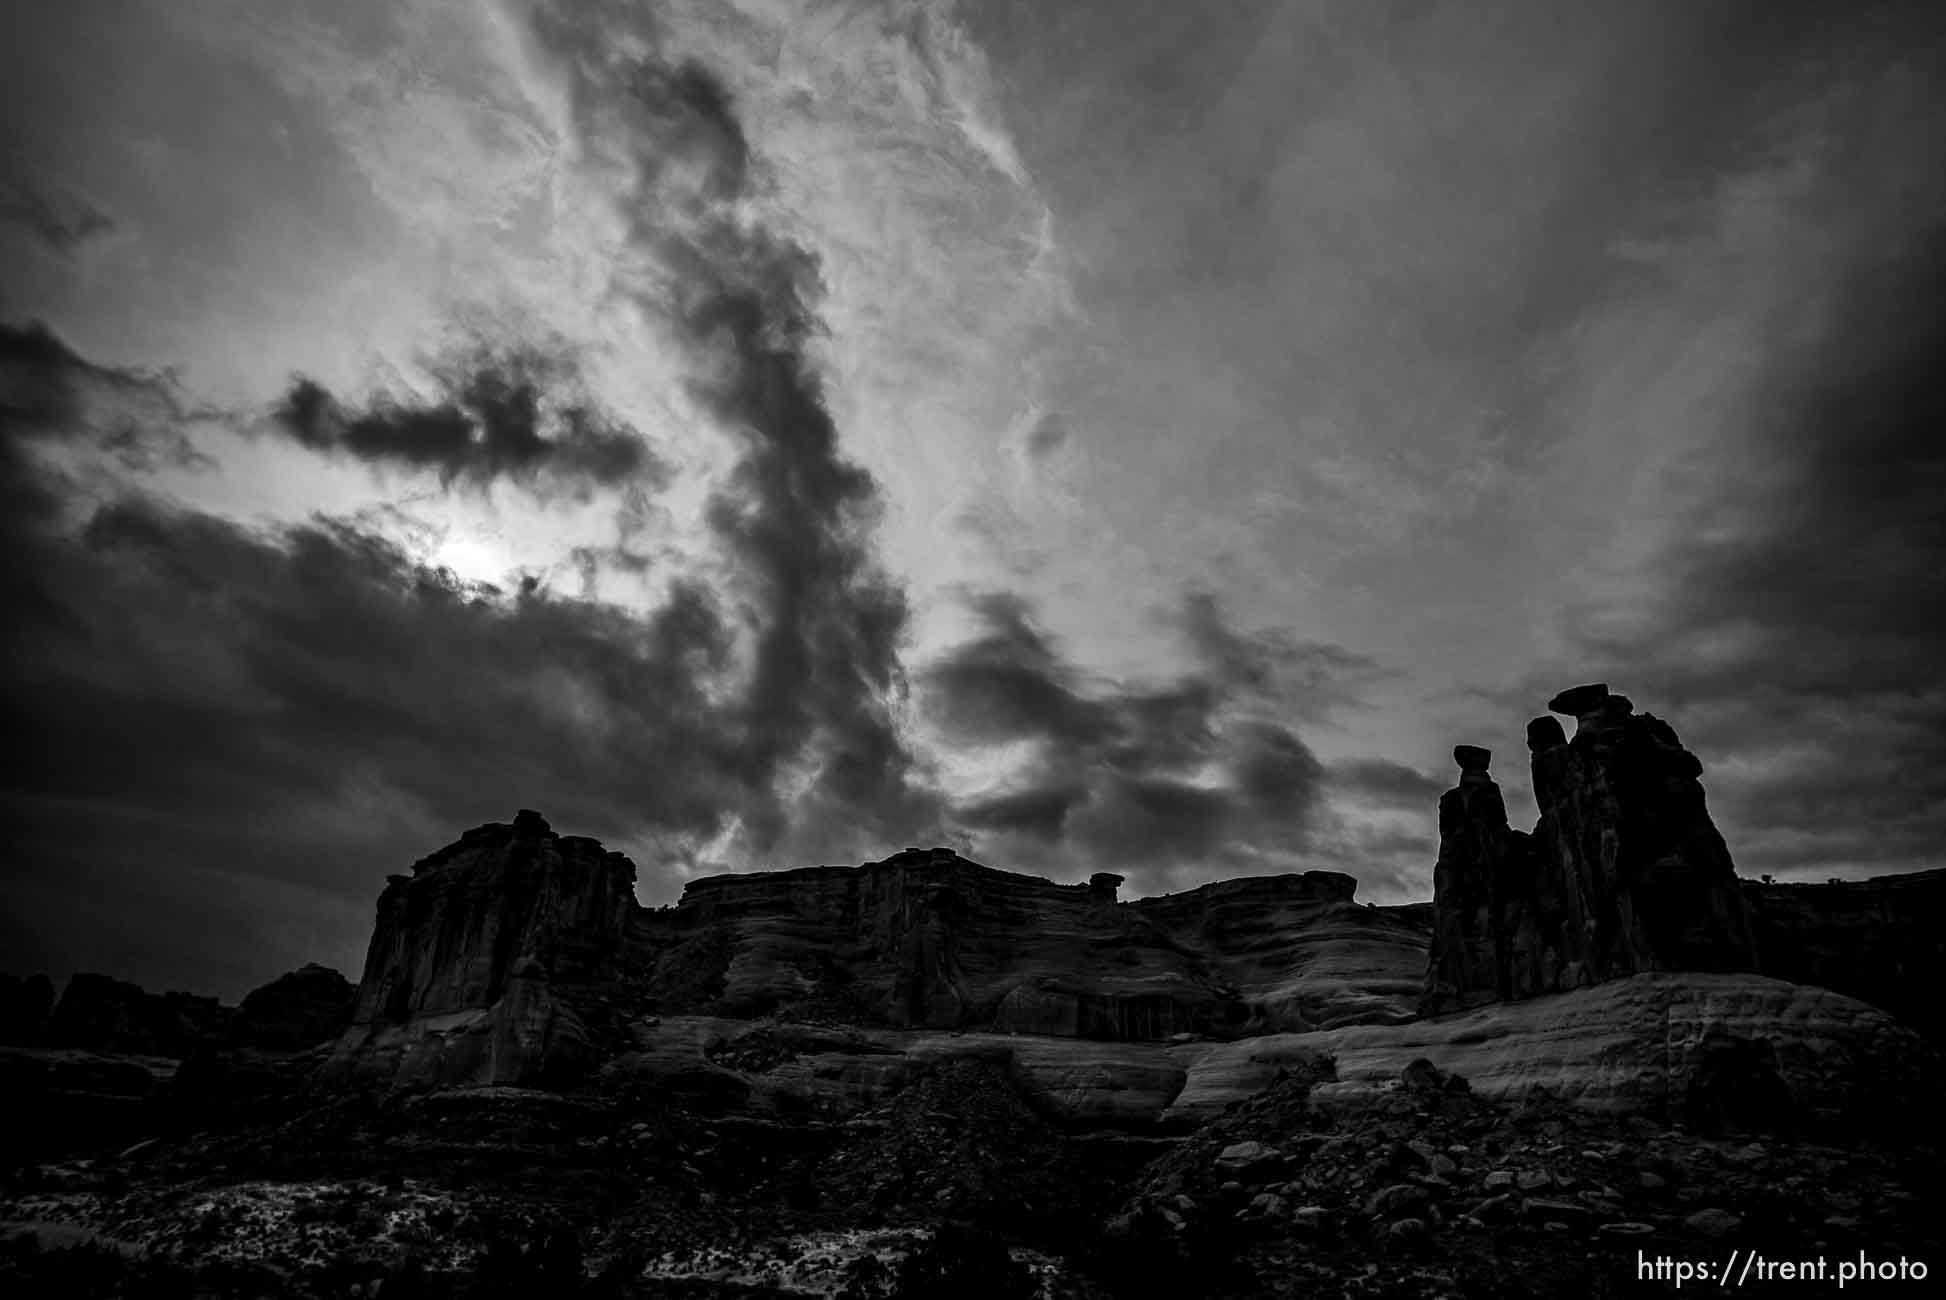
[2,1051,1938,1299]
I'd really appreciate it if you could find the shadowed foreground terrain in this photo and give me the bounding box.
[3,687,1941,1297]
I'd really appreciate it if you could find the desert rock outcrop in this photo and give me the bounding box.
[322,809,640,1088]
[45,973,232,1057]
[1424,686,1760,1014]
[322,831,1432,1092]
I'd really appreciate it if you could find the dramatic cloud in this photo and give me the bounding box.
[1495,221,1946,881]
[272,343,662,496]
[917,589,1409,891]
[0,323,938,993]
[0,321,214,485]
[6,0,1939,998]
[519,3,941,858]
[0,12,950,992]
[1326,758,1446,812]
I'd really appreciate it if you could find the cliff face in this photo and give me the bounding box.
[636,849,1428,1040]
[319,828,1431,1090]
[322,808,640,1088]
[1131,874,1431,1032]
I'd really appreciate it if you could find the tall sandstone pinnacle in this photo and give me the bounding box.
[1423,686,1760,1014]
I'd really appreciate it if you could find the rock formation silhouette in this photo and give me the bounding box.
[1424,683,1945,1030]
[7,685,1937,1145]
[321,808,640,1088]
[1425,684,1760,1014]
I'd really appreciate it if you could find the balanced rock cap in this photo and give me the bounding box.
[1546,683,1610,716]
[1453,745,1492,772]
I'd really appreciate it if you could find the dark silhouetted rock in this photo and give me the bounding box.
[166,965,355,1126]
[1452,745,1491,772]
[1422,746,1533,1013]
[1425,689,1759,1014]
[1744,868,1946,1044]
[47,973,232,1058]
[1547,682,1610,717]
[1530,692,1755,982]
[1526,715,1566,752]
[0,972,55,1044]
[225,963,355,1052]
[322,812,640,1088]
[652,854,1426,1039]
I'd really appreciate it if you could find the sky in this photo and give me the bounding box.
[2,0,1942,1000]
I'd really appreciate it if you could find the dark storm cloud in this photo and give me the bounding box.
[3,16,947,997]
[272,342,661,496]
[0,321,212,482]
[1327,757,1446,811]
[0,177,116,257]
[524,8,938,854]
[921,591,1112,748]
[1176,591,1392,722]
[0,343,764,991]
[918,590,1375,880]
[1506,224,1946,881]
[4,321,156,429]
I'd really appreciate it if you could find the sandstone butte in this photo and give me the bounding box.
[7,686,1941,1140]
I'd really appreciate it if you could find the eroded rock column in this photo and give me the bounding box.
[1422,745,1531,1014]
[1529,684,1759,983]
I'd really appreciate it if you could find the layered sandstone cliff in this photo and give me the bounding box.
[321,809,641,1088]
[317,826,1431,1090]
[640,849,1428,1039]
